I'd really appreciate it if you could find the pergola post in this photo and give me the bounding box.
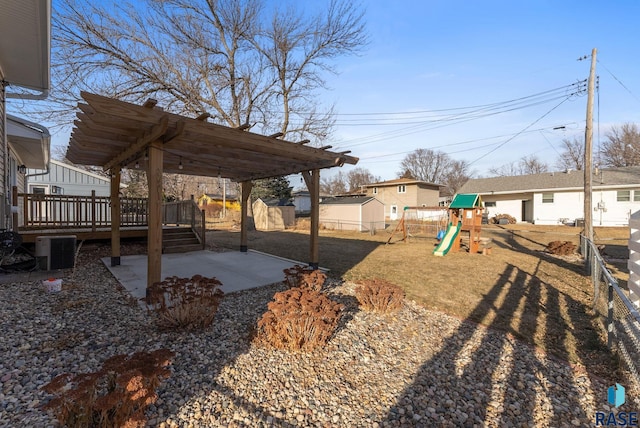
[302,169,320,269]
[147,140,163,295]
[240,180,253,252]
[110,166,121,267]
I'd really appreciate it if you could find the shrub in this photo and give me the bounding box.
[283,265,326,291]
[145,275,224,330]
[255,287,343,352]
[42,349,175,428]
[355,279,405,314]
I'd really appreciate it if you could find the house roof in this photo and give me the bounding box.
[66,92,358,182]
[459,167,640,195]
[7,114,50,169]
[320,196,377,205]
[365,177,441,188]
[0,0,50,92]
[255,198,294,207]
[201,193,238,201]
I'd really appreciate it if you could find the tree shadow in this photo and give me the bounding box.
[383,262,613,426]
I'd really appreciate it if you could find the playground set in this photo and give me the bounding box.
[386,206,448,244]
[433,193,484,256]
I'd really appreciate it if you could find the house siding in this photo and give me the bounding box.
[367,182,439,219]
[320,204,361,230]
[320,198,385,232]
[28,160,111,196]
[0,81,6,228]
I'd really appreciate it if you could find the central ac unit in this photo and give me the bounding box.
[35,236,76,271]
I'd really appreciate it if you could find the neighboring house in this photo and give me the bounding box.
[363,178,441,220]
[458,167,640,226]
[252,198,295,231]
[27,159,112,196]
[197,193,240,211]
[0,1,51,229]
[292,190,311,214]
[319,196,385,232]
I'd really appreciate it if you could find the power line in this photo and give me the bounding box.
[468,96,571,166]
[597,59,640,104]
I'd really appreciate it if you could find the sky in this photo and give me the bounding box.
[311,0,640,182]
[41,1,640,184]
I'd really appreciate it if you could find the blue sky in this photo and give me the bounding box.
[317,1,640,181]
[43,1,640,183]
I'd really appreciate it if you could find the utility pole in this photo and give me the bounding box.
[584,48,597,243]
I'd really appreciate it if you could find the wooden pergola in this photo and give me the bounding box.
[66,92,358,292]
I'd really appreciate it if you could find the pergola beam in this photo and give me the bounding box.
[104,115,169,171]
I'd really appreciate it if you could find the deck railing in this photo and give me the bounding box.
[18,191,148,230]
[162,198,206,249]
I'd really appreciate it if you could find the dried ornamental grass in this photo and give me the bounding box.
[145,275,224,330]
[355,279,405,314]
[283,265,327,291]
[255,287,344,352]
[42,349,175,428]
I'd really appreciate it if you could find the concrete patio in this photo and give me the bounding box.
[102,249,318,301]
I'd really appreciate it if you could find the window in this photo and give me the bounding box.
[484,201,496,207]
[372,187,378,194]
[32,187,46,195]
[634,190,640,202]
[617,190,631,202]
[542,193,554,203]
[398,185,406,193]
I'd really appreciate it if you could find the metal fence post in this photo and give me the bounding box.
[608,283,614,349]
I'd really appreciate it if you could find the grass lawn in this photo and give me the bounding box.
[207,223,631,380]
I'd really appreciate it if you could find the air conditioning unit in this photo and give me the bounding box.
[35,236,76,271]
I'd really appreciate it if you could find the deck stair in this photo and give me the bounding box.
[162,227,203,253]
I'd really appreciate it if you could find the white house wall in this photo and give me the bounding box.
[483,193,530,223]
[483,188,640,226]
[533,191,583,225]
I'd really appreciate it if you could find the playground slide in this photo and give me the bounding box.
[433,222,462,256]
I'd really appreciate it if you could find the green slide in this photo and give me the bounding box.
[433,222,462,256]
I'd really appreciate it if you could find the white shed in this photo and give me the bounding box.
[319,196,385,232]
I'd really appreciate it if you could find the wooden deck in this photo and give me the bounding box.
[18,226,150,244]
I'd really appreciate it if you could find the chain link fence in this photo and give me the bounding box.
[581,235,640,393]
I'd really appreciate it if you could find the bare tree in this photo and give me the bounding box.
[320,171,347,195]
[600,123,640,167]
[441,159,472,197]
[398,149,471,196]
[43,0,367,204]
[555,138,584,171]
[488,162,519,177]
[46,0,366,139]
[346,168,380,193]
[398,149,452,184]
[489,155,548,176]
[519,155,548,174]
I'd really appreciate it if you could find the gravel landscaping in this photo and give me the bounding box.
[0,242,632,427]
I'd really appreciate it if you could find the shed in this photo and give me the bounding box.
[252,198,295,231]
[320,196,384,232]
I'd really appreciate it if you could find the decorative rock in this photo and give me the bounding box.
[0,243,627,427]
